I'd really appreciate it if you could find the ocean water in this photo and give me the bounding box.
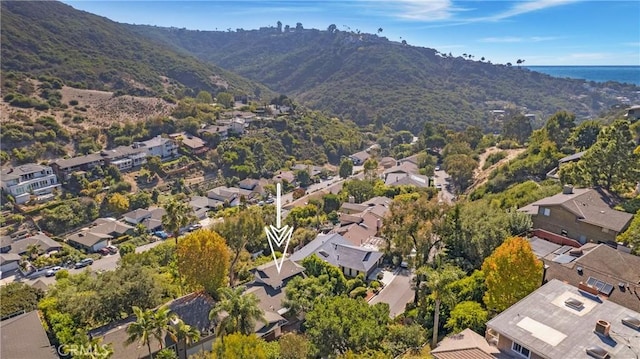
[527,66,640,86]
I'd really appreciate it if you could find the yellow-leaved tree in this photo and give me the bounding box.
[482,236,543,313]
[177,229,230,297]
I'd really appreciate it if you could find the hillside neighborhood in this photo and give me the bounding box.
[1,2,640,359]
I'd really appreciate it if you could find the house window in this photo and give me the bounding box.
[512,342,531,358]
[542,208,551,216]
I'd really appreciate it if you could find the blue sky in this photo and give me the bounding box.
[65,0,640,65]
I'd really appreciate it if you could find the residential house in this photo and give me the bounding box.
[189,196,224,219]
[349,150,370,166]
[67,218,133,252]
[339,202,370,214]
[1,164,61,204]
[1,253,21,273]
[625,104,640,121]
[272,171,295,185]
[50,154,104,181]
[528,236,640,311]
[334,211,383,248]
[485,279,640,359]
[384,173,431,188]
[546,151,586,179]
[290,233,383,279]
[431,328,501,359]
[518,186,633,245]
[0,311,58,358]
[291,164,324,177]
[238,178,265,195]
[137,135,178,159]
[100,146,148,172]
[230,118,246,135]
[206,186,254,207]
[170,132,208,155]
[379,157,397,169]
[0,236,11,253]
[383,161,420,180]
[90,291,216,359]
[199,125,229,141]
[122,207,165,232]
[245,260,305,340]
[7,232,61,257]
[397,153,421,166]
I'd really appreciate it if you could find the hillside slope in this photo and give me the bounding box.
[0,1,271,98]
[130,26,640,132]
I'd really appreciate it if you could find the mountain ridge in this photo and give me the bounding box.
[128,24,640,132]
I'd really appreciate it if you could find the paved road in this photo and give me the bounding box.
[433,169,456,204]
[369,269,415,318]
[3,239,169,287]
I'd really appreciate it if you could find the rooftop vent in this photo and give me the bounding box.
[562,184,574,194]
[570,249,584,257]
[586,345,610,359]
[564,297,584,310]
[622,316,640,330]
[594,320,611,337]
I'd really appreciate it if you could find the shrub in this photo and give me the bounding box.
[349,286,368,299]
[69,100,79,106]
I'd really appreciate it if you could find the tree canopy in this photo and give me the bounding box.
[176,229,230,296]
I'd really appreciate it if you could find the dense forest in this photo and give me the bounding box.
[129,24,639,132]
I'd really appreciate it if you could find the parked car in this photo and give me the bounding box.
[154,231,169,239]
[265,198,275,204]
[188,223,202,232]
[98,247,110,256]
[74,258,94,269]
[106,245,118,254]
[45,266,63,277]
[435,165,441,171]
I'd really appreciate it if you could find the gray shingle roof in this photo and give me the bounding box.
[9,233,61,255]
[252,260,305,289]
[0,311,58,359]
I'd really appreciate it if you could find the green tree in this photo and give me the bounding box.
[212,207,264,285]
[119,243,136,257]
[322,193,341,214]
[0,282,44,318]
[382,324,427,357]
[443,154,477,191]
[279,333,311,359]
[418,264,464,347]
[295,169,311,187]
[579,119,639,190]
[342,179,374,203]
[144,156,163,178]
[196,90,213,104]
[363,158,378,181]
[544,111,576,149]
[212,333,267,359]
[445,301,488,334]
[339,158,354,179]
[156,349,178,359]
[569,119,602,150]
[482,237,543,313]
[304,296,389,357]
[617,209,640,255]
[216,92,234,109]
[129,191,152,211]
[151,306,178,351]
[209,286,266,337]
[177,229,230,296]
[502,113,532,145]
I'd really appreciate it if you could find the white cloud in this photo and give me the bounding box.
[482,0,581,21]
[384,0,464,21]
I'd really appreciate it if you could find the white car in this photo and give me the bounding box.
[45,266,63,277]
[435,165,441,171]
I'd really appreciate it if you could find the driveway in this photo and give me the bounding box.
[433,169,456,204]
[369,268,415,318]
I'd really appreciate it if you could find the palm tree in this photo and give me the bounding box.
[209,286,266,338]
[126,306,156,358]
[162,197,195,245]
[418,264,464,348]
[151,306,178,350]
[26,244,41,260]
[172,318,201,357]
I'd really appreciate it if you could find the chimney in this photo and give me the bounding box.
[562,184,574,195]
[595,320,611,337]
[348,196,355,204]
[377,218,382,230]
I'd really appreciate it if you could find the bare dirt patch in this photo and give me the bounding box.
[466,146,526,193]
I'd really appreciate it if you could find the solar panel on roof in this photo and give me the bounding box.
[586,276,615,296]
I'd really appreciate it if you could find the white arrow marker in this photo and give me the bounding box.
[264,183,294,274]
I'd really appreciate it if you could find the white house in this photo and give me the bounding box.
[230,118,246,135]
[138,135,178,159]
[1,164,61,204]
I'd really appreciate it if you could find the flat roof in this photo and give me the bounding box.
[487,279,640,359]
